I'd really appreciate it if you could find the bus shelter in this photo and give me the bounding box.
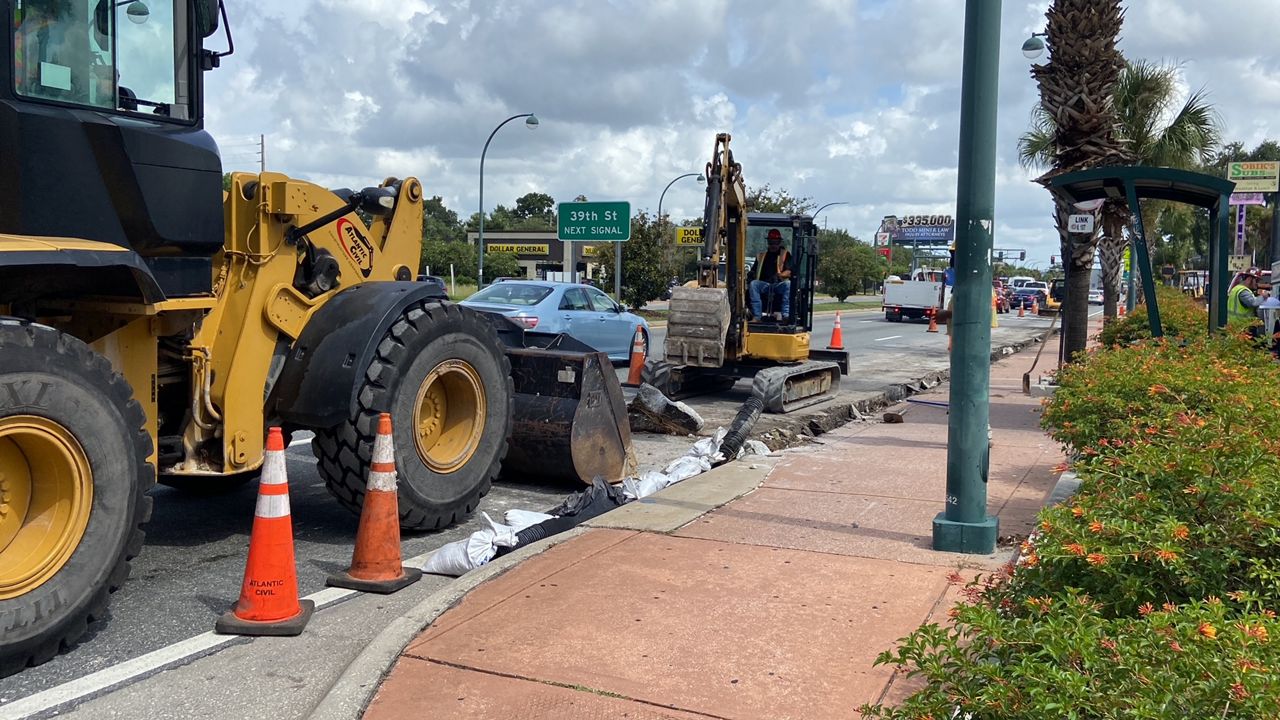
[1046,166,1236,337]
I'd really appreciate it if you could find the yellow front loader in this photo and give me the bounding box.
[0,0,631,675]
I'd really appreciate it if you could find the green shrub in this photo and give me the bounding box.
[1098,285,1209,347]
[861,596,1280,719]
[861,317,1280,718]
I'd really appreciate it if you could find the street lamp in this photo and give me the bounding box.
[657,173,705,223]
[1021,31,1047,59]
[477,113,538,287]
[644,172,705,300]
[812,201,849,229]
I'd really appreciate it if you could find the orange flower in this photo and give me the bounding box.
[1100,638,1117,651]
[1162,602,1178,613]
[1172,525,1189,540]
[1155,549,1179,562]
[1023,552,1040,568]
[1086,553,1107,566]
[1071,506,1084,518]
[1051,462,1070,473]
[1040,519,1054,532]
[1138,602,1155,616]
[1245,625,1270,643]
[1230,683,1249,700]
[1088,520,1104,534]
[1065,543,1086,556]
[1169,641,1184,653]
[1198,623,1218,640]
[1148,384,1170,395]
[1182,485,1201,495]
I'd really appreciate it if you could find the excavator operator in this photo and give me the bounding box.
[750,228,793,320]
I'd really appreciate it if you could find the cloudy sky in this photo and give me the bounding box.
[205,1,1280,267]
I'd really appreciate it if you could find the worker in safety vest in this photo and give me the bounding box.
[749,229,793,320]
[1228,267,1268,328]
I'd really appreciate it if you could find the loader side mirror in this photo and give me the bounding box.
[196,0,220,37]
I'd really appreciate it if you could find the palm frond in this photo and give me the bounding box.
[1149,87,1222,168]
[1017,106,1057,171]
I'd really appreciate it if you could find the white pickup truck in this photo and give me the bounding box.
[883,269,950,322]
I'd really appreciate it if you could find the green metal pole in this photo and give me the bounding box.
[933,0,1000,554]
[1126,183,1162,337]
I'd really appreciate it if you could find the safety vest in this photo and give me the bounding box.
[754,250,791,281]
[1228,284,1255,323]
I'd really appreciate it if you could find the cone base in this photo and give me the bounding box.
[325,566,422,594]
[215,599,315,637]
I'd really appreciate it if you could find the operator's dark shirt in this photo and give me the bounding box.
[759,249,787,283]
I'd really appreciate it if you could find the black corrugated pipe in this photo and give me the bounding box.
[717,391,764,465]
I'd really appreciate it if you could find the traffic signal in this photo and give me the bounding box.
[1050,255,1056,265]
[1019,250,1026,261]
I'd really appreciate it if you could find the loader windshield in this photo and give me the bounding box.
[12,0,193,120]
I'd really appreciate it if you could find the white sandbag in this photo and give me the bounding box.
[741,440,771,457]
[623,470,673,500]
[688,428,728,463]
[663,455,712,484]
[420,513,517,577]
[420,533,499,576]
[504,509,556,533]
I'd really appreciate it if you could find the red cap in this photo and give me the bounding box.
[266,426,284,452]
[377,412,393,436]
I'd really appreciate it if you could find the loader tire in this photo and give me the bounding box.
[0,320,153,677]
[313,302,513,531]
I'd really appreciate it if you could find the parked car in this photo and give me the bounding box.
[415,274,449,301]
[1011,286,1046,310]
[461,280,649,362]
[1088,288,1104,305]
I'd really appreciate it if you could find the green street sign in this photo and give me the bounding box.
[557,201,631,242]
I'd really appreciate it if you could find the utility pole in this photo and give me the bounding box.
[933,0,1000,554]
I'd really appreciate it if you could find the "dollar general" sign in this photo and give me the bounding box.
[487,243,549,255]
[675,227,703,246]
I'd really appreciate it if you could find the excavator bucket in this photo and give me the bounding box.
[501,332,637,485]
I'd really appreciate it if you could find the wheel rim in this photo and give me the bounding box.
[413,359,487,474]
[0,416,93,599]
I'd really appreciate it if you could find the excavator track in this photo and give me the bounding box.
[751,360,842,413]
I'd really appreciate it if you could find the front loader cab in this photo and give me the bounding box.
[744,213,817,332]
[1,0,230,302]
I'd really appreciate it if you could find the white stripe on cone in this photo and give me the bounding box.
[367,470,397,492]
[255,493,291,519]
[259,450,287,486]
[367,425,398,492]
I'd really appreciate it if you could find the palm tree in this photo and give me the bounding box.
[1023,0,1130,361]
[1021,61,1221,320]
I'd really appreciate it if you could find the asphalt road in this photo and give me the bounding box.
[648,305,1052,360]
[0,443,576,706]
[0,306,1061,716]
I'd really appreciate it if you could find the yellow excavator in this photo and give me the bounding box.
[0,0,631,674]
[643,133,846,411]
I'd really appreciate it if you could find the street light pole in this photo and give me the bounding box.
[812,202,848,223]
[933,0,1001,555]
[478,113,538,287]
[653,172,705,298]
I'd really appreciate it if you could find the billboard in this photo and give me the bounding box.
[879,214,955,246]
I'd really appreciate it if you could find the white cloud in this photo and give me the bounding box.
[202,0,1280,265]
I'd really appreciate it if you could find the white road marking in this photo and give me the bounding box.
[874,335,902,342]
[0,545,446,718]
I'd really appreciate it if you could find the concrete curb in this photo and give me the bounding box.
[755,327,1058,450]
[305,526,593,720]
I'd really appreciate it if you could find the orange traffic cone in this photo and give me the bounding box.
[216,427,314,636]
[926,313,939,333]
[328,414,422,593]
[827,311,845,350]
[1118,303,1126,317]
[1031,297,1039,315]
[1018,301,1025,318]
[624,327,647,387]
